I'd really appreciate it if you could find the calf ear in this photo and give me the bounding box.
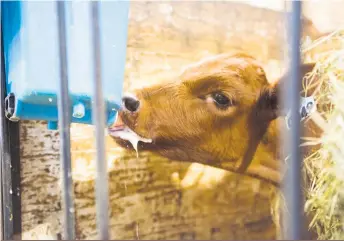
[255,63,316,121]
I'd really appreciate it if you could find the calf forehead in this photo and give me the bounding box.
[180,53,268,90]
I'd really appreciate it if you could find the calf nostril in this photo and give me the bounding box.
[122,96,140,112]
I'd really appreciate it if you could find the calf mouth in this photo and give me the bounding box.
[107,112,153,151]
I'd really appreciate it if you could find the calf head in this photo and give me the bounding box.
[109,52,316,186]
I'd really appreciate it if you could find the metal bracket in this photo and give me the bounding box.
[4,93,17,121]
[285,96,317,130]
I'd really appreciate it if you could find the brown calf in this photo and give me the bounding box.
[109,52,320,188]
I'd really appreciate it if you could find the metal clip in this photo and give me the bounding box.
[285,96,317,130]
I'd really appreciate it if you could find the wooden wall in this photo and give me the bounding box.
[20,2,321,240]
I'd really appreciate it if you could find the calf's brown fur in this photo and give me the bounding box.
[110,52,320,187]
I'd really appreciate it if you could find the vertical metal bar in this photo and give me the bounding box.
[1,4,22,240]
[282,1,303,240]
[90,1,109,240]
[8,120,21,241]
[0,7,12,240]
[56,1,75,239]
[0,4,4,238]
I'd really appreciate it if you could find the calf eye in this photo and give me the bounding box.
[211,92,234,109]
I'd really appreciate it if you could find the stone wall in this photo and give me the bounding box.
[20,2,321,239]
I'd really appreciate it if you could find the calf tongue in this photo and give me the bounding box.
[109,113,125,131]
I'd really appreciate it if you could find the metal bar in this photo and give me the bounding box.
[0,4,4,238]
[1,11,22,241]
[56,1,75,239]
[282,1,303,240]
[90,1,109,240]
[1,5,22,240]
[8,120,21,240]
[0,13,13,241]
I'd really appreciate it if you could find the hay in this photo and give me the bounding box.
[301,29,344,239]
